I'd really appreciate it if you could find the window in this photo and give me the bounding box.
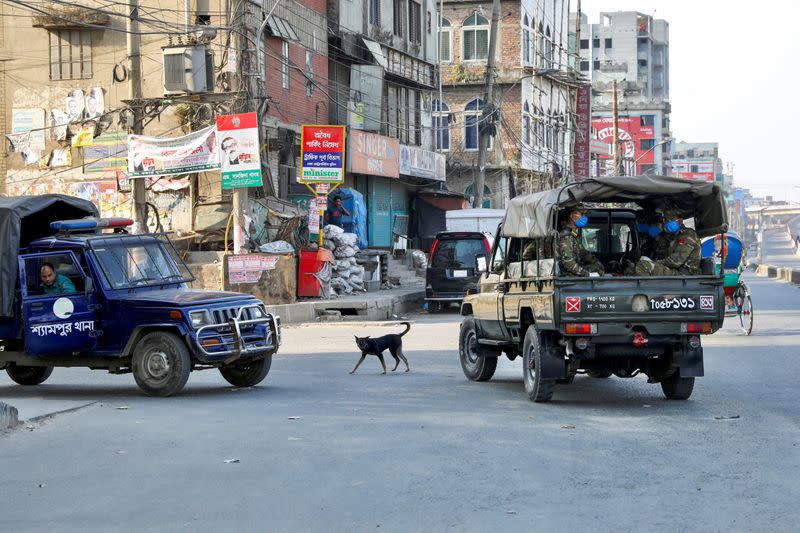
[690,164,699,173]
[640,114,655,126]
[305,50,314,97]
[687,149,695,158]
[464,97,485,150]
[522,101,531,146]
[439,18,452,62]
[49,30,92,80]
[638,59,648,67]
[462,12,489,61]
[433,100,450,151]
[640,164,656,175]
[537,22,544,67]
[580,39,589,50]
[23,254,84,296]
[281,41,290,89]
[522,15,531,64]
[604,38,612,48]
[393,0,404,37]
[545,26,553,67]
[640,138,655,151]
[409,1,421,44]
[593,37,600,48]
[431,238,488,268]
[369,0,381,25]
[593,60,600,70]
[427,11,432,34]
[580,60,589,71]
[196,15,211,25]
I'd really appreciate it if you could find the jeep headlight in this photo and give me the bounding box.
[190,310,212,329]
[632,294,649,313]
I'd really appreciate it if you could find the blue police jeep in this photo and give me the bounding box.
[0,195,281,396]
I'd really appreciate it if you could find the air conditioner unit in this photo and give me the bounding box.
[162,45,215,95]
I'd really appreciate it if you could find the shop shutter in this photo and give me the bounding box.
[368,177,392,247]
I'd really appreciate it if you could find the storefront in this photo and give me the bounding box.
[347,130,405,248]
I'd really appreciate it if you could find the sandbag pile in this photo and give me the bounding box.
[321,225,366,295]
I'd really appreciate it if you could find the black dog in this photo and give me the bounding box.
[351,322,411,374]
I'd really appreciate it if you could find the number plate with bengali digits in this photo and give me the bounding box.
[452,270,468,278]
[649,296,698,311]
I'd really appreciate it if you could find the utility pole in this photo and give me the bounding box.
[571,0,581,180]
[474,0,501,208]
[612,79,620,175]
[127,0,146,233]
[230,0,248,253]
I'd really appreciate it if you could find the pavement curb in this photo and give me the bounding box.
[0,401,19,430]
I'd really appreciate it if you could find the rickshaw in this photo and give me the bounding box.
[702,231,753,335]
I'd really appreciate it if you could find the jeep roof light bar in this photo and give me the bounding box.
[50,218,134,233]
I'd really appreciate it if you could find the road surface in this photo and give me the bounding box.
[1,274,799,532]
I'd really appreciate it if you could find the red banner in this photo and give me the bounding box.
[592,115,656,175]
[573,85,591,179]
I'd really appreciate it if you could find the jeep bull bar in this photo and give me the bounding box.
[194,304,281,364]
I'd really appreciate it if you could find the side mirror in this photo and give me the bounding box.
[85,277,94,296]
[476,255,487,273]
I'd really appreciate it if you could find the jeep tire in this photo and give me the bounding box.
[459,317,498,381]
[661,372,695,400]
[219,355,272,387]
[6,364,53,386]
[522,327,554,402]
[132,331,191,397]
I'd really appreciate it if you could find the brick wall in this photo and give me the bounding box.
[263,37,329,126]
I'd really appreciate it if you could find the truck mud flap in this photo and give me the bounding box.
[539,346,567,380]
[678,346,704,378]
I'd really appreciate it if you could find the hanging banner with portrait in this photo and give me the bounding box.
[127,125,219,178]
[216,112,262,189]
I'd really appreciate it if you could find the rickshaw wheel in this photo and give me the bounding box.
[739,293,753,336]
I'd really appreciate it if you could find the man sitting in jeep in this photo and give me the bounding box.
[634,208,701,276]
[558,204,605,277]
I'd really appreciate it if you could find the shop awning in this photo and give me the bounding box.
[361,38,388,69]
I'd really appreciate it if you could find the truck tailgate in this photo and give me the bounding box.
[556,276,724,324]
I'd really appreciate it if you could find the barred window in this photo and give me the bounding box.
[49,30,92,81]
[462,12,489,61]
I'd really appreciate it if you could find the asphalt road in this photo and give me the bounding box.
[1,274,799,532]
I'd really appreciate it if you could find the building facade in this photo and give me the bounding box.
[439,0,577,207]
[574,11,672,176]
[327,0,444,247]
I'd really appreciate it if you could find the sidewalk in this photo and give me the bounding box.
[264,282,425,324]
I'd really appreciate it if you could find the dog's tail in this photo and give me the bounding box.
[398,322,411,336]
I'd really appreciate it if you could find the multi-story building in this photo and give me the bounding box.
[671,142,723,183]
[327,0,443,246]
[0,0,330,233]
[439,0,577,207]
[574,11,671,176]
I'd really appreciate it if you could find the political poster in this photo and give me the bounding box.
[300,125,345,183]
[216,112,262,189]
[127,125,219,178]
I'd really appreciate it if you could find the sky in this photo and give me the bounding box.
[582,0,800,202]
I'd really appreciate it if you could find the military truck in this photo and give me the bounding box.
[458,176,728,402]
[0,195,280,397]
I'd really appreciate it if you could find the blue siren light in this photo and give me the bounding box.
[50,218,134,232]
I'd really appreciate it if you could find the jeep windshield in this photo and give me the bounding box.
[89,235,194,289]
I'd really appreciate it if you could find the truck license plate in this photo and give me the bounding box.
[452,270,468,278]
[649,296,697,310]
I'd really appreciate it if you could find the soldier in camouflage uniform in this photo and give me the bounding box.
[557,204,605,277]
[639,213,671,260]
[634,209,701,276]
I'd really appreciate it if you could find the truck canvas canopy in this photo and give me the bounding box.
[501,175,728,240]
[0,194,98,316]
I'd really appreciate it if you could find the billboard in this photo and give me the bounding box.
[573,85,591,179]
[217,112,263,189]
[300,125,346,183]
[128,125,219,178]
[347,130,399,178]
[672,159,715,182]
[592,115,656,175]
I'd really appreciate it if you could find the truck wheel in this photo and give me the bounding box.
[586,370,612,379]
[522,327,554,402]
[132,332,191,397]
[459,317,498,381]
[661,373,695,400]
[219,355,272,387]
[6,364,53,386]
